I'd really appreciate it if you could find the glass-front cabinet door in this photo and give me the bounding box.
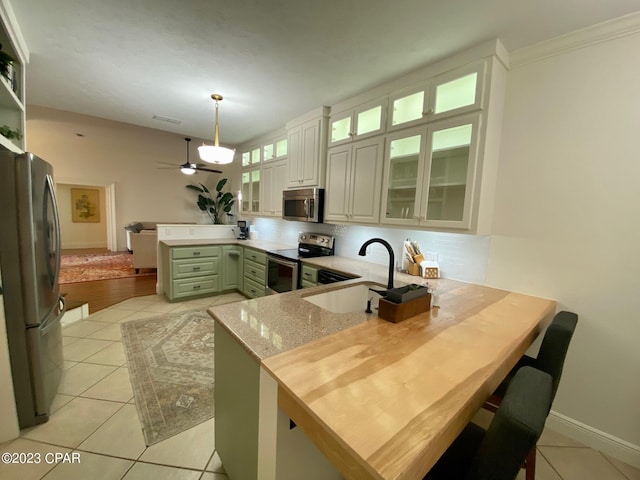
[275,137,287,159]
[262,136,287,162]
[429,62,484,120]
[423,115,479,227]
[241,168,261,214]
[389,89,427,130]
[263,143,274,162]
[381,127,426,225]
[388,61,485,131]
[329,99,386,146]
[381,114,480,229]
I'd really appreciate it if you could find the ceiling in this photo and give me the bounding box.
[10,0,640,146]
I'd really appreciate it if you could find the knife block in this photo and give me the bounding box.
[378,294,431,323]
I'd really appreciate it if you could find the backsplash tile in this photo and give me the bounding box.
[248,218,490,283]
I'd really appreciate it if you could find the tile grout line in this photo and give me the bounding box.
[601,451,634,480]
[537,445,567,480]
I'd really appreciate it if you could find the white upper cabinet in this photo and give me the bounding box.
[325,136,384,224]
[262,136,287,163]
[388,62,485,131]
[381,113,480,229]
[329,98,387,146]
[286,107,329,188]
[260,158,288,216]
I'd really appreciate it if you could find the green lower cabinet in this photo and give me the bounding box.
[221,245,243,291]
[242,247,267,297]
[300,265,318,288]
[215,323,344,480]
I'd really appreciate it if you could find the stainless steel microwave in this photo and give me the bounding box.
[282,188,324,223]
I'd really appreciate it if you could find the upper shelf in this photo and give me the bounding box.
[0,73,23,110]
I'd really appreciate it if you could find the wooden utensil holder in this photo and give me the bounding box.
[378,294,431,323]
[407,263,420,276]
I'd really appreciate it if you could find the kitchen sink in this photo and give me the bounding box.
[302,283,384,314]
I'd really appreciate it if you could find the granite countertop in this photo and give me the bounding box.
[159,238,294,251]
[208,256,449,361]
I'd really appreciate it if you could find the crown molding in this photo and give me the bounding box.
[510,10,640,69]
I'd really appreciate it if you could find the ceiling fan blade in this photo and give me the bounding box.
[195,166,222,173]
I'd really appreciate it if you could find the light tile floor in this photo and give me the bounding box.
[1,292,639,480]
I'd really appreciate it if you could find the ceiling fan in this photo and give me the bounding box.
[157,138,222,174]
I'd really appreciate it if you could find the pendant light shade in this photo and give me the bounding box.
[198,94,235,164]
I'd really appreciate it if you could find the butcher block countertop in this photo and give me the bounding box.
[209,258,556,480]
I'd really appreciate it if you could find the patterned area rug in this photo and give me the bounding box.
[121,309,217,446]
[59,252,154,284]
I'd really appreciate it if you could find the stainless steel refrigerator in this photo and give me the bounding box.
[0,150,65,428]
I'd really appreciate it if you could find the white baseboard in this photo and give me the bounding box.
[61,303,90,326]
[546,411,640,469]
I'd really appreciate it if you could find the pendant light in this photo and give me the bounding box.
[181,137,196,175]
[198,94,235,164]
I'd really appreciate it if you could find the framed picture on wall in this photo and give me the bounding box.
[71,188,100,223]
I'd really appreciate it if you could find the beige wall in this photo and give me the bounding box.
[57,183,108,249]
[26,106,242,251]
[487,31,640,449]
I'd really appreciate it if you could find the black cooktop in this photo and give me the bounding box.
[268,248,302,262]
[267,232,335,262]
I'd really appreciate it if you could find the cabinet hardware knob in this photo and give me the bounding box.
[193,285,201,289]
[193,252,201,256]
[193,266,201,271]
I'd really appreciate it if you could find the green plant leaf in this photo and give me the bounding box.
[186,184,205,193]
[200,184,211,194]
[216,178,228,192]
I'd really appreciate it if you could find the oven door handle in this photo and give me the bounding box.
[268,256,298,268]
[303,198,309,220]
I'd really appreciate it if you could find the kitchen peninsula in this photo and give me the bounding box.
[208,258,556,480]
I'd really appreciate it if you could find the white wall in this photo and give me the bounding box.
[26,106,242,251]
[486,30,640,451]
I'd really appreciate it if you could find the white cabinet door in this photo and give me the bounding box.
[261,159,288,216]
[288,117,324,187]
[349,137,384,223]
[325,145,351,222]
[261,164,274,215]
[287,124,302,186]
[300,118,321,186]
[325,137,384,224]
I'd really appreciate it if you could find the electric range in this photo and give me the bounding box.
[266,232,335,294]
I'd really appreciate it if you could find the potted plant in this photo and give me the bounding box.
[0,43,15,82]
[186,178,235,224]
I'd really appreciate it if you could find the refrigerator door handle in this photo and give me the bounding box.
[44,174,62,288]
[39,296,66,334]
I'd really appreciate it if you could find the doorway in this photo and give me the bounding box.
[55,180,117,251]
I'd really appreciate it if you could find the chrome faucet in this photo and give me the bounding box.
[358,238,395,290]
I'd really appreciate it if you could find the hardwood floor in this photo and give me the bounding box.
[59,275,158,313]
[59,248,158,313]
